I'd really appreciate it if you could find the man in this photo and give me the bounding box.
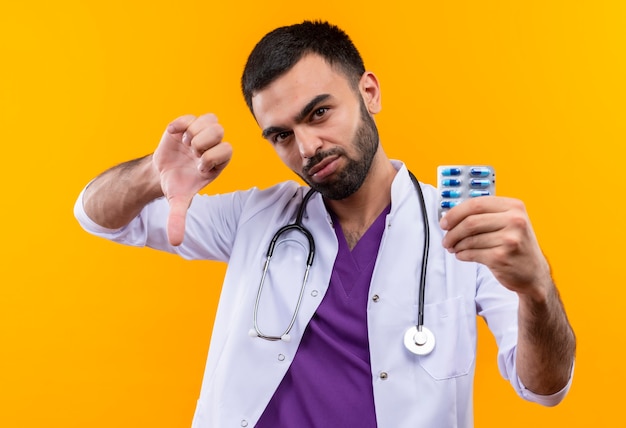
[75,21,575,427]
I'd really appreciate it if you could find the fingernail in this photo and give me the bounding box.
[439,217,448,230]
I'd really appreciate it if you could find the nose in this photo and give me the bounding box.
[295,128,322,159]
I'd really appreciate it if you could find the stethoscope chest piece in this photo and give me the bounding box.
[404,325,435,356]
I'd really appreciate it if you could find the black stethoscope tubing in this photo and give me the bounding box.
[251,171,435,355]
[251,188,317,342]
[408,171,429,332]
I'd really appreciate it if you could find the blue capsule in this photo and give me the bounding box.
[441,201,460,209]
[469,190,491,197]
[441,167,462,176]
[470,167,491,177]
[442,179,461,187]
[470,179,491,188]
[441,190,462,198]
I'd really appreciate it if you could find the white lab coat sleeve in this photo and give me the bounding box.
[74,185,254,262]
[474,263,519,382]
[515,363,574,406]
[475,263,572,406]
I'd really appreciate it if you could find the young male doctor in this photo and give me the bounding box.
[75,21,575,428]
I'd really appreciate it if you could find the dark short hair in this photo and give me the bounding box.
[241,20,366,114]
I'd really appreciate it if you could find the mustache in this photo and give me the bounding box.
[303,148,345,175]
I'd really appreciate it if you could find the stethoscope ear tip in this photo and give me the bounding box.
[280,334,291,342]
[248,328,259,338]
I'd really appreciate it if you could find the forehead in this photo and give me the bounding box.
[251,54,355,126]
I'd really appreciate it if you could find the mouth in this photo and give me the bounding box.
[306,154,340,183]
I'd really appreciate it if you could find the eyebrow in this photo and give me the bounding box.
[261,93,332,139]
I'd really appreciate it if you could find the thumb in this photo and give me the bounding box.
[167,195,193,246]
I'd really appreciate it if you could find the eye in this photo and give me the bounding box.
[312,107,328,120]
[273,131,293,144]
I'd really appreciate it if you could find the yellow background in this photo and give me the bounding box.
[1,1,623,426]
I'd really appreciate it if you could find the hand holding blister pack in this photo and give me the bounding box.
[437,165,496,219]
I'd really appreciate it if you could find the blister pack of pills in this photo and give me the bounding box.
[437,165,496,219]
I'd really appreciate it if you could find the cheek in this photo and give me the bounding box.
[330,107,362,142]
[325,122,353,140]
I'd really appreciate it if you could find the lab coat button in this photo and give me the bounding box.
[372,294,380,302]
[278,354,286,361]
[379,371,388,380]
[311,290,319,297]
[241,420,248,427]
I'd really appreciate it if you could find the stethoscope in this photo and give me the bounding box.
[249,171,435,356]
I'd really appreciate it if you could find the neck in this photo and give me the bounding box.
[324,151,396,249]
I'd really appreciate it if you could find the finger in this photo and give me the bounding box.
[445,227,504,255]
[440,196,503,231]
[442,211,506,250]
[167,194,193,246]
[451,246,506,265]
[189,121,225,157]
[445,207,532,260]
[166,114,197,136]
[183,113,218,137]
[198,142,233,178]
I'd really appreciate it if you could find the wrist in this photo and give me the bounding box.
[83,154,164,229]
[517,256,554,304]
[145,154,165,199]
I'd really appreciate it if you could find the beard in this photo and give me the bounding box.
[301,101,380,200]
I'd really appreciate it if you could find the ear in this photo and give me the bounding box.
[359,71,382,114]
